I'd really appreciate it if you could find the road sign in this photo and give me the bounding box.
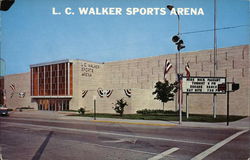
[232,83,239,91]
[222,82,240,92]
[183,76,226,94]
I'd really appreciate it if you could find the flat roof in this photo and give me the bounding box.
[30,59,104,68]
[30,59,72,67]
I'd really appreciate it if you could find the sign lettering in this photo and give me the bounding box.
[81,62,100,77]
[183,76,226,94]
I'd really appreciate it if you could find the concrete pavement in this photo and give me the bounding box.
[7,110,250,130]
[1,113,249,160]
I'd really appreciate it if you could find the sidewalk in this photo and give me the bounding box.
[181,117,250,130]
[61,115,250,130]
[60,115,178,127]
[8,110,250,130]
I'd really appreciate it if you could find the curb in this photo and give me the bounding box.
[90,120,177,127]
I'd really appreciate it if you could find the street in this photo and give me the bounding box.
[0,113,249,160]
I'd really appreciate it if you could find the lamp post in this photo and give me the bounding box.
[167,5,178,112]
[167,5,185,124]
[167,5,180,35]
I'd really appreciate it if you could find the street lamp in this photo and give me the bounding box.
[167,5,185,124]
[167,5,180,35]
[0,0,15,11]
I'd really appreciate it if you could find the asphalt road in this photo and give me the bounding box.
[0,116,249,160]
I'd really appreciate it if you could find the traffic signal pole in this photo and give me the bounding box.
[176,9,182,125]
[178,51,182,124]
[167,5,185,124]
[226,89,229,126]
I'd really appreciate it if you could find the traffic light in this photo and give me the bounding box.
[232,83,239,91]
[172,35,185,51]
[172,35,180,43]
[177,40,185,51]
[0,0,15,11]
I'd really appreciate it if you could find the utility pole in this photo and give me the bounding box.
[213,0,217,119]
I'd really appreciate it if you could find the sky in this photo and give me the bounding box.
[0,0,249,75]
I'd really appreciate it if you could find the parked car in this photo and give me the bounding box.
[0,106,9,116]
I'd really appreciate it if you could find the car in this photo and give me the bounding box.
[0,106,9,116]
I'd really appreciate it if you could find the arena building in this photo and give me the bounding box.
[0,45,249,116]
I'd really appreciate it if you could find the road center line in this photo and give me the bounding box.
[148,147,179,160]
[2,121,214,146]
[191,129,249,160]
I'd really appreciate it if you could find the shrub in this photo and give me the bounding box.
[112,98,128,117]
[78,107,85,115]
[136,109,178,115]
[20,107,34,109]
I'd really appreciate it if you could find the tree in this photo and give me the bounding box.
[112,98,128,117]
[152,81,176,110]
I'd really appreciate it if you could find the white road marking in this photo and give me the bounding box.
[103,138,137,144]
[2,121,214,146]
[191,129,249,160]
[148,147,179,160]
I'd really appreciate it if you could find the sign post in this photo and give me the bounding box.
[224,82,240,126]
[93,96,97,120]
[183,76,226,119]
[177,74,183,124]
[213,94,217,118]
[186,93,189,119]
[226,88,229,126]
[182,77,239,126]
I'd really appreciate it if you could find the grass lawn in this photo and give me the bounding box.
[68,112,246,123]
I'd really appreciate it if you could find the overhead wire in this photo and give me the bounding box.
[181,25,248,35]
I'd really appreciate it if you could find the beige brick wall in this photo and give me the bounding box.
[103,45,249,116]
[4,72,36,109]
[3,45,249,116]
[69,60,104,110]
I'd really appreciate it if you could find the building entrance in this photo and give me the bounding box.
[37,99,70,111]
